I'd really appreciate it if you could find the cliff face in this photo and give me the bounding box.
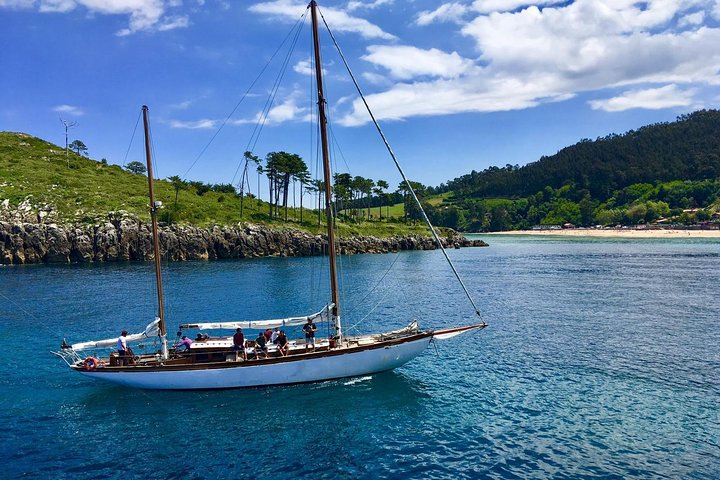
[0,219,487,265]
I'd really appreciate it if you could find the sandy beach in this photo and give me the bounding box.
[484,228,720,238]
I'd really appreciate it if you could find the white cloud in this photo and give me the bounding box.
[678,11,705,27]
[264,96,308,124]
[293,59,314,76]
[0,1,36,7]
[339,0,720,125]
[230,92,310,126]
[170,118,218,129]
[39,0,74,13]
[362,45,476,80]
[292,58,327,77]
[249,0,396,40]
[338,74,569,126]
[169,95,311,129]
[157,14,189,31]
[347,0,393,12]
[53,104,84,116]
[416,3,469,26]
[361,71,390,85]
[589,84,697,112]
[1,0,190,35]
[416,0,566,25]
[470,0,566,15]
[170,100,192,110]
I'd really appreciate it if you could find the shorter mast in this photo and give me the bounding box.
[142,105,169,358]
[310,1,342,342]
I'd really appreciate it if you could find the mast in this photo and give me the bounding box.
[142,105,169,359]
[310,0,341,342]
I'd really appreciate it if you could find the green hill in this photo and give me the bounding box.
[0,132,428,237]
[0,131,261,225]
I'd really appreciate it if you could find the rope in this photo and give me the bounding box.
[0,290,66,340]
[344,249,402,319]
[122,110,141,168]
[247,14,306,156]
[183,10,309,180]
[319,8,482,317]
[148,112,161,181]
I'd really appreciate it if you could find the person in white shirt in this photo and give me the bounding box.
[117,330,129,366]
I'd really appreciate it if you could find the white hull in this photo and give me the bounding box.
[77,335,432,390]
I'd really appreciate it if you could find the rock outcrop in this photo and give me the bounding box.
[0,216,487,265]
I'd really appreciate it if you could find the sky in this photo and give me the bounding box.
[1,0,720,199]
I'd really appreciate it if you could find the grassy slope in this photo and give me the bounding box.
[0,132,433,236]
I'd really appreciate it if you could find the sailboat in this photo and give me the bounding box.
[54,1,487,390]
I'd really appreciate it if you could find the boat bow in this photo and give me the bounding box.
[432,323,488,341]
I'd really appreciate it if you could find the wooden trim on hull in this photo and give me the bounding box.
[71,331,434,374]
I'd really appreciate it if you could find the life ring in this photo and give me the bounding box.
[83,357,99,371]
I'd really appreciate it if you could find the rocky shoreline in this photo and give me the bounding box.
[0,217,487,265]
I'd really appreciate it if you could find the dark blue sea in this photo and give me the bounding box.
[1,236,718,479]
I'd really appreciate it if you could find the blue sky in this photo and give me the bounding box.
[1,0,719,198]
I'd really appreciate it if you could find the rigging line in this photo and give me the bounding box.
[344,263,399,333]
[148,114,161,181]
[231,6,303,190]
[146,120,167,320]
[327,122,353,177]
[122,111,142,168]
[183,10,309,180]
[343,248,402,318]
[0,290,66,339]
[251,9,307,148]
[235,7,306,207]
[326,128,348,312]
[249,13,306,152]
[230,10,307,204]
[320,10,482,318]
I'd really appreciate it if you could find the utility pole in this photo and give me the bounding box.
[59,117,77,168]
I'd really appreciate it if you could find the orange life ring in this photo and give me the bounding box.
[83,357,99,371]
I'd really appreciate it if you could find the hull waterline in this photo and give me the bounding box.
[76,335,432,390]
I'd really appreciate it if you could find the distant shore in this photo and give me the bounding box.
[482,228,720,238]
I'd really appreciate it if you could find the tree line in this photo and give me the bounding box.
[420,110,720,231]
[159,149,434,227]
[438,110,720,201]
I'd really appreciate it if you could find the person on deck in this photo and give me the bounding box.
[233,328,246,360]
[173,336,193,351]
[277,330,289,357]
[271,327,280,344]
[254,332,268,359]
[117,330,129,366]
[263,328,273,343]
[303,318,317,352]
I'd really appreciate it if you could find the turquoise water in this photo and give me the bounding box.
[1,237,718,479]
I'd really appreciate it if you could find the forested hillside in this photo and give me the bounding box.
[442,110,720,199]
[424,110,720,231]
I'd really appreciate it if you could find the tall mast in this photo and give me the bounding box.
[142,105,169,357]
[310,1,341,341]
